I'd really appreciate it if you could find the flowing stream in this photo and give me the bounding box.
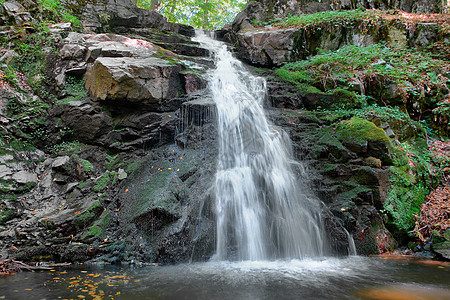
[193,32,325,260]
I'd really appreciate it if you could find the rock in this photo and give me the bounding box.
[181,94,216,127]
[2,1,24,14]
[66,0,194,36]
[0,154,13,163]
[60,44,87,60]
[85,57,183,103]
[48,22,72,34]
[432,241,450,259]
[51,101,113,143]
[0,49,18,64]
[118,168,127,180]
[0,164,12,178]
[410,23,439,48]
[2,1,34,25]
[52,156,71,170]
[365,157,382,168]
[236,28,297,67]
[12,170,37,184]
[65,182,79,193]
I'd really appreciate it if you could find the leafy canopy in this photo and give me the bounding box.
[133,0,247,30]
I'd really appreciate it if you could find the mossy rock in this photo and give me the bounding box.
[331,89,359,109]
[82,211,110,240]
[444,229,450,241]
[335,117,390,146]
[75,200,103,228]
[432,241,450,259]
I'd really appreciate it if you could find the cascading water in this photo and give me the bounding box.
[194,32,326,261]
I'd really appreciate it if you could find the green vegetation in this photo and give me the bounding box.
[93,171,118,192]
[385,141,437,231]
[278,43,449,133]
[75,200,103,228]
[82,211,110,240]
[58,76,88,105]
[254,9,384,28]
[39,0,81,28]
[133,0,247,30]
[281,43,448,98]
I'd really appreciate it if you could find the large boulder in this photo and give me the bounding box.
[85,57,183,103]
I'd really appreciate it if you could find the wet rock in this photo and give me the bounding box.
[50,101,113,144]
[432,241,450,259]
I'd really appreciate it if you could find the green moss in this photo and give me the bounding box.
[80,158,94,173]
[276,69,314,84]
[75,200,103,228]
[93,172,111,192]
[335,117,390,145]
[257,9,383,28]
[106,154,127,171]
[57,76,88,105]
[82,211,110,240]
[332,88,359,109]
[384,139,438,232]
[0,209,15,225]
[338,186,372,202]
[78,180,91,190]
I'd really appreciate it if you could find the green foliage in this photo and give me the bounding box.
[254,8,380,28]
[58,76,88,105]
[275,69,321,94]
[49,141,83,154]
[384,142,437,231]
[94,172,111,192]
[281,43,449,98]
[80,159,94,173]
[332,89,358,109]
[39,0,81,27]
[134,0,247,30]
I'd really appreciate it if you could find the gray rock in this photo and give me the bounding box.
[0,164,12,178]
[85,57,183,103]
[2,1,24,15]
[65,182,79,193]
[48,22,72,34]
[118,168,127,180]
[66,0,194,36]
[52,156,71,169]
[60,44,87,60]
[12,170,37,184]
[0,49,18,64]
[0,154,14,163]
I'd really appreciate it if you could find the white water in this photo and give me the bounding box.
[193,32,326,261]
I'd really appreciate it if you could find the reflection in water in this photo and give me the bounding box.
[0,257,449,299]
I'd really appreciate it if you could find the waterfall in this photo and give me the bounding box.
[194,32,326,261]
